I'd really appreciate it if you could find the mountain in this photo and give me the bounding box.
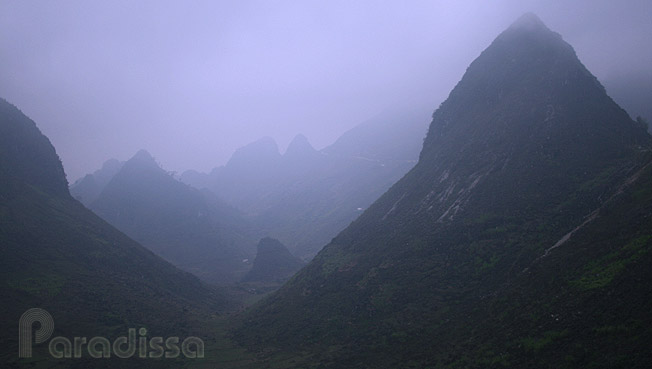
[283,134,321,166]
[322,108,430,162]
[211,136,284,211]
[233,14,652,368]
[0,99,68,197]
[182,109,429,258]
[0,98,221,367]
[70,158,124,206]
[242,237,305,283]
[89,149,257,283]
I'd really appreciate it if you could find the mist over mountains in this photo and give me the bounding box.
[2,9,652,369]
[182,108,429,259]
[233,13,652,367]
[69,108,428,284]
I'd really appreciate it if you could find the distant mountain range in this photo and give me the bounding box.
[70,158,124,206]
[71,108,429,284]
[181,109,430,259]
[76,149,259,283]
[233,13,652,368]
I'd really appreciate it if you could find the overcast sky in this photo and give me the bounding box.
[1,0,651,181]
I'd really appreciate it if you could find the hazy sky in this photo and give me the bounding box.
[1,0,651,181]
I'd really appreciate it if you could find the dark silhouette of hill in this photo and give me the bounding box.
[0,98,222,368]
[233,13,652,368]
[242,237,305,283]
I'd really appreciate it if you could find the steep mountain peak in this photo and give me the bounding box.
[284,134,318,158]
[131,148,157,164]
[235,14,652,366]
[118,149,165,175]
[421,10,646,162]
[494,12,561,48]
[508,12,548,32]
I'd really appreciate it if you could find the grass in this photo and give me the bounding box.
[571,235,651,290]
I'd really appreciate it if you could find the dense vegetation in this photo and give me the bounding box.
[232,14,652,368]
[4,12,652,369]
[0,98,224,368]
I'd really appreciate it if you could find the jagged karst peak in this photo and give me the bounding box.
[122,149,165,173]
[508,12,549,32]
[490,12,566,54]
[234,13,652,367]
[285,134,317,158]
[420,8,642,160]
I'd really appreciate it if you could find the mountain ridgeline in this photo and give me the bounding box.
[87,149,258,283]
[233,14,652,368]
[181,109,430,259]
[0,99,68,197]
[0,98,222,368]
[68,109,428,285]
[70,158,124,206]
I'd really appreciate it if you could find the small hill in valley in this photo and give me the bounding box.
[242,237,305,283]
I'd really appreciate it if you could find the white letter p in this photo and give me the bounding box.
[19,308,54,358]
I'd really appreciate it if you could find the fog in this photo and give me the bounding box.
[1,0,650,181]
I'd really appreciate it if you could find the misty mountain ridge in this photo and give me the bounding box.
[180,108,429,258]
[603,71,652,134]
[88,148,258,283]
[5,6,652,369]
[70,107,428,285]
[70,157,124,206]
[233,13,652,368]
[0,97,222,367]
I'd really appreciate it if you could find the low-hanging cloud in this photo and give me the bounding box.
[1,0,650,181]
